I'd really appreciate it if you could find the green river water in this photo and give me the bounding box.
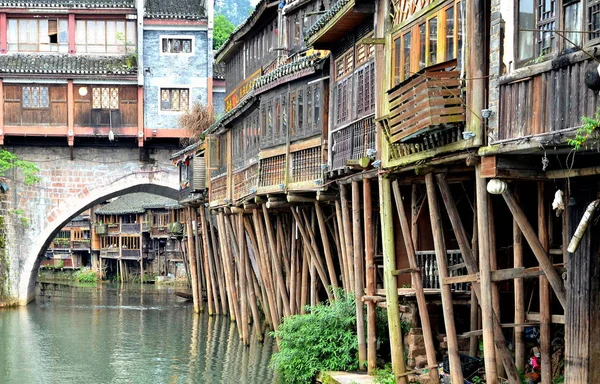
[0,282,276,384]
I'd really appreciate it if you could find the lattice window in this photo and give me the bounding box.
[22,86,49,109]
[291,147,322,183]
[589,0,600,40]
[160,88,189,112]
[259,155,285,187]
[537,0,556,54]
[92,87,119,109]
[161,37,193,54]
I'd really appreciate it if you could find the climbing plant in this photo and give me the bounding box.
[569,108,600,150]
[0,149,40,185]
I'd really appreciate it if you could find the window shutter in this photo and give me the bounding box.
[206,135,220,169]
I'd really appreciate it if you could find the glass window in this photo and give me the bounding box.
[588,1,600,40]
[160,89,189,112]
[162,37,193,54]
[306,86,313,129]
[92,87,119,109]
[7,18,68,52]
[76,20,136,54]
[419,23,426,70]
[428,16,438,65]
[564,2,581,47]
[393,37,402,85]
[314,86,321,128]
[22,86,49,109]
[403,31,412,80]
[298,88,304,134]
[446,6,455,61]
[537,0,556,55]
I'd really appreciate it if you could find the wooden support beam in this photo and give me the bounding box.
[237,214,250,345]
[379,177,408,384]
[340,184,356,290]
[364,178,377,374]
[216,212,236,320]
[513,186,525,370]
[538,182,552,384]
[335,201,350,290]
[392,179,439,384]
[501,187,567,309]
[526,313,565,324]
[186,207,201,314]
[200,207,218,315]
[425,173,463,384]
[470,208,480,358]
[352,180,367,369]
[391,267,421,275]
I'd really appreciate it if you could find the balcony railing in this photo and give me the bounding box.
[415,249,470,292]
[100,249,120,259]
[121,249,141,259]
[52,239,71,249]
[72,240,91,249]
[210,174,228,203]
[497,56,600,142]
[385,60,465,162]
[233,163,259,201]
[290,146,323,185]
[330,115,376,171]
[107,224,120,235]
[121,223,141,234]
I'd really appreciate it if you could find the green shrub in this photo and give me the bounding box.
[74,267,97,283]
[373,365,395,384]
[270,290,358,384]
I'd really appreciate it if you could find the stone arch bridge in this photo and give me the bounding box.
[0,145,179,305]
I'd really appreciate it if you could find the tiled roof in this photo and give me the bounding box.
[171,141,201,159]
[0,54,136,76]
[145,0,206,20]
[213,62,225,80]
[305,0,351,42]
[254,53,325,92]
[206,91,255,134]
[95,193,179,215]
[0,0,134,8]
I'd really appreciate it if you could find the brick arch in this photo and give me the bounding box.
[18,171,179,304]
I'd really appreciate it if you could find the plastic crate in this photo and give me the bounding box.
[442,353,482,379]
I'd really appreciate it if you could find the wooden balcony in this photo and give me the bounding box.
[233,163,259,201]
[100,249,120,259]
[121,223,140,234]
[210,174,228,205]
[107,224,120,235]
[330,115,376,172]
[258,154,286,193]
[384,61,466,166]
[496,55,600,144]
[151,226,168,237]
[95,223,108,235]
[289,146,323,190]
[52,239,70,249]
[121,249,141,260]
[71,240,91,250]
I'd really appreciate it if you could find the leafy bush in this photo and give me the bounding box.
[270,290,358,384]
[74,267,97,283]
[373,365,395,384]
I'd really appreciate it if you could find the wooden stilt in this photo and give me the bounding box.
[364,178,377,374]
[289,221,297,314]
[186,207,201,314]
[437,173,520,384]
[379,176,408,384]
[262,205,291,318]
[244,232,263,342]
[470,207,480,358]
[352,180,367,369]
[210,213,228,315]
[501,187,567,309]
[411,184,420,249]
[237,214,249,344]
[340,184,356,291]
[200,208,219,315]
[392,180,439,384]
[217,212,237,322]
[334,201,350,290]
[425,173,463,383]
[193,210,206,313]
[488,197,505,378]
[315,202,340,298]
[538,182,552,384]
[474,167,499,383]
[513,186,526,370]
[300,245,309,313]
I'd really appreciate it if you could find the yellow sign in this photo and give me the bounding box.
[224,68,261,112]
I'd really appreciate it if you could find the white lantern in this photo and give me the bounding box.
[78,87,88,96]
[486,179,508,195]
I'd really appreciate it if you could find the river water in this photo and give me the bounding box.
[0,282,277,384]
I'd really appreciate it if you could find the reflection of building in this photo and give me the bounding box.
[93,192,184,281]
[43,210,91,269]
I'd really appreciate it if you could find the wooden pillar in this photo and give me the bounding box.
[340,184,355,291]
[488,196,505,378]
[363,178,377,374]
[470,206,480,358]
[217,211,237,322]
[538,182,551,384]
[67,80,74,146]
[475,166,498,383]
[186,207,200,313]
[335,201,350,291]
[379,176,407,384]
[425,173,463,383]
[352,180,367,369]
[262,205,291,318]
[392,180,439,384]
[210,213,228,314]
[200,207,219,315]
[513,186,526,370]
[237,213,249,344]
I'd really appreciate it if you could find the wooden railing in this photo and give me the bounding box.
[498,57,600,141]
[121,249,141,259]
[121,223,140,234]
[210,174,228,203]
[290,146,322,184]
[52,239,70,249]
[107,224,120,235]
[330,115,376,171]
[415,249,470,292]
[151,226,168,237]
[259,154,286,188]
[233,163,259,201]
[72,240,90,249]
[100,249,120,259]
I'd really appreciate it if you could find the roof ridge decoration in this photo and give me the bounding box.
[0,0,135,8]
[0,54,137,76]
[304,0,351,42]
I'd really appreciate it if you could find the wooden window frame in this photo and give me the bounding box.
[75,19,136,55]
[159,88,190,113]
[7,18,68,53]
[160,35,194,55]
[22,86,50,109]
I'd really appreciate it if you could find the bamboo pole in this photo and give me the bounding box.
[352,180,367,369]
[538,182,551,384]
[289,221,297,314]
[209,213,228,315]
[186,207,201,314]
[237,214,249,344]
[335,201,350,290]
[200,207,219,315]
[475,167,499,383]
[217,211,238,323]
[193,210,207,313]
[244,230,263,342]
[425,173,463,383]
[379,176,408,384]
[315,202,340,298]
[364,178,377,374]
[262,205,291,318]
[437,174,520,384]
[300,245,309,314]
[392,180,439,384]
[514,187,526,370]
[340,184,356,291]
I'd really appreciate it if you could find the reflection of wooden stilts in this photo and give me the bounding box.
[425,173,463,383]
[392,180,439,384]
[379,177,407,384]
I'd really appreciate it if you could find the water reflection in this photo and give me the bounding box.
[0,282,276,384]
